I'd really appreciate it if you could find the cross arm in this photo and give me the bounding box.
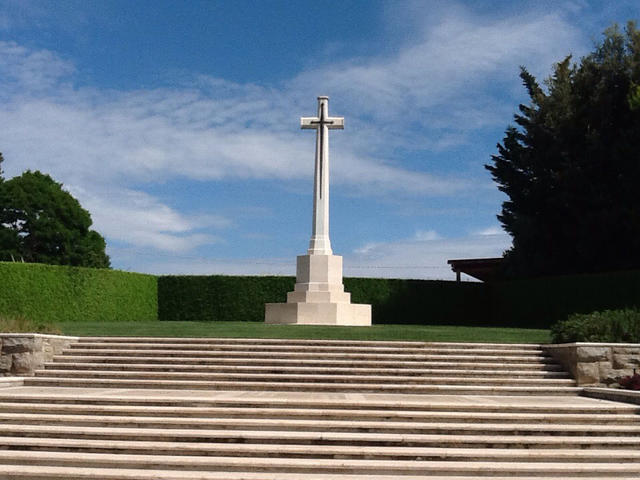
[300,117,319,129]
[300,116,345,130]
[326,117,344,129]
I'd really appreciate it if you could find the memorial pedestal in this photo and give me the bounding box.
[265,254,372,326]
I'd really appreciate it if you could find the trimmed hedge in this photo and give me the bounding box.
[158,275,296,323]
[0,262,157,323]
[3,261,640,330]
[488,269,640,329]
[158,275,489,325]
[344,278,489,326]
[159,269,640,328]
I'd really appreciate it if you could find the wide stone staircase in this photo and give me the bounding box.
[0,337,639,478]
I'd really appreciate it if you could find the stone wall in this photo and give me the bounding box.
[0,334,78,376]
[544,343,640,387]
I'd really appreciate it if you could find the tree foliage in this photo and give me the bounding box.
[0,169,110,268]
[486,22,640,278]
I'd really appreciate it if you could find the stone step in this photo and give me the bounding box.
[77,338,544,350]
[33,370,577,387]
[68,343,546,357]
[78,337,428,347]
[3,390,631,414]
[3,437,640,462]
[0,336,628,478]
[0,377,23,388]
[50,356,564,370]
[1,450,639,476]
[43,362,572,378]
[0,402,634,424]
[59,349,555,363]
[23,377,582,395]
[2,465,640,480]
[69,343,432,354]
[3,424,639,448]
[3,412,638,435]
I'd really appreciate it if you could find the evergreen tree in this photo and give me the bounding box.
[486,22,640,277]
[0,169,110,268]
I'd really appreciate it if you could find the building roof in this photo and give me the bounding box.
[447,257,504,282]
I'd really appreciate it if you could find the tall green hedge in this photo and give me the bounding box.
[3,261,640,329]
[0,262,157,323]
[344,278,489,325]
[158,275,489,325]
[159,270,640,328]
[158,275,296,322]
[488,270,640,329]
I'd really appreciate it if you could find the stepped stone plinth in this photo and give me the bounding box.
[266,254,371,325]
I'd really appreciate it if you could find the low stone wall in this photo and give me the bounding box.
[0,334,79,376]
[544,343,640,387]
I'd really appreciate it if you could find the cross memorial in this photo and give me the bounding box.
[301,96,344,255]
[265,96,372,326]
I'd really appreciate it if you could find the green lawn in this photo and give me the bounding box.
[55,321,551,344]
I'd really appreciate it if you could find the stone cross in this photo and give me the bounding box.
[301,96,344,255]
[264,96,371,326]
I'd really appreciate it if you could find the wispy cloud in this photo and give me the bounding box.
[0,40,75,93]
[290,11,585,144]
[347,230,512,280]
[474,225,505,236]
[0,4,587,269]
[67,185,229,252]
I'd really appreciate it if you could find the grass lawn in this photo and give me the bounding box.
[55,321,551,344]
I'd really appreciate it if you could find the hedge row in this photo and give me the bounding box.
[0,262,157,323]
[343,278,489,325]
[158,269,640,328]
[158,276,489,325]
[488,269,640,329]
[158,275,296,323]
[3,261,640,329]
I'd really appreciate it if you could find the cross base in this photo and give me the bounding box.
[264,254,372,326]
[265,302,372,326]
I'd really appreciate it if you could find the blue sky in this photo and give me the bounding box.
[0,0,638,279]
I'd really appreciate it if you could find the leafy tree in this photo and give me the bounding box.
[486,22,640,278]
[0,153,20,261]
[0,169,110,268]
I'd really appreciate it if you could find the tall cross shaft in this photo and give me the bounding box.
[301,96,344,255]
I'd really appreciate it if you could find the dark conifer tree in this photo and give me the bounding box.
[486,22,640,277]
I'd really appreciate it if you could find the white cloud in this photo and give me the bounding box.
[0,41,75,93]
[112,252,296,277]
[0,85,463,195]
[112,229,512,280]
[346,230,512,280]
[67,185,227,253]
[290,12,585,138]
[474,225,505,236]
[114,225,512,279]
[413,230,441,241]
[0,4,586,266]
[0,7,587,185]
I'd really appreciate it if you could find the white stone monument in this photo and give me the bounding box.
[265,96,372,326]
